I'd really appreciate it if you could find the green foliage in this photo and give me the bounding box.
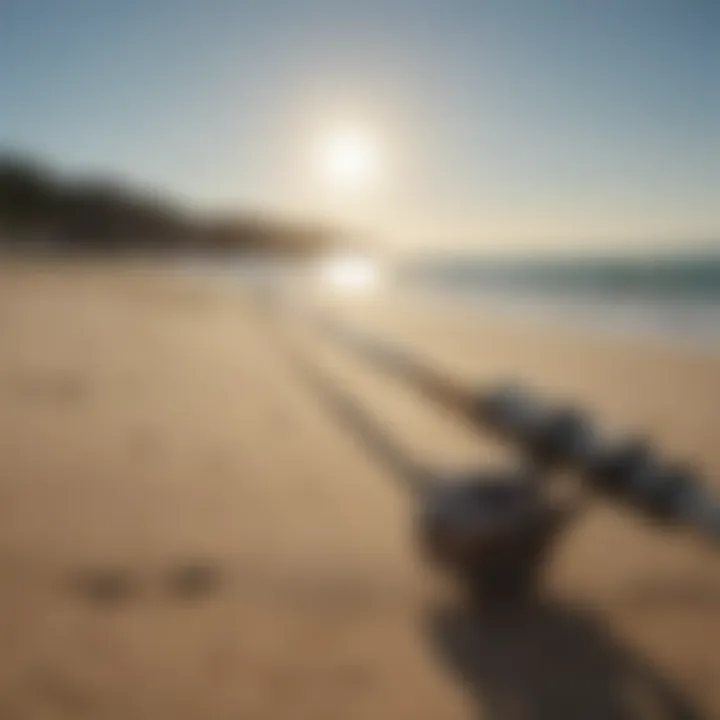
[0,154,334,256]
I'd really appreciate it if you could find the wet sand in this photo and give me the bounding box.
[0,259,718,719]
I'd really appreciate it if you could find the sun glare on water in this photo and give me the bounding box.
[319,254,381,293]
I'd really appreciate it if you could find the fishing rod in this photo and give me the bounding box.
[280,324,576,601]
[312,314,720,543]
[261,280,716,599]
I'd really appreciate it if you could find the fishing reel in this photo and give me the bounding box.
[417,387,718,601]
[416,466,575,602]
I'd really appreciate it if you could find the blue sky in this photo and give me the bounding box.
[1,0,718,251]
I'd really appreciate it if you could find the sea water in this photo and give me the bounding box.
[403,252,720,350]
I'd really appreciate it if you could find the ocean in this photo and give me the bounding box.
[402,252,720,350]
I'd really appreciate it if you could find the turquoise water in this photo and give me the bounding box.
[404,252,720,348]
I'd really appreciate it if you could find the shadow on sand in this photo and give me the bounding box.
[427,597,701,720]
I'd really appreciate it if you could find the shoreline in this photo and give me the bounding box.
[162,253,720,354]
[397,280,720,356]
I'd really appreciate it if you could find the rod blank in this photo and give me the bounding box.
[317,317,720,541]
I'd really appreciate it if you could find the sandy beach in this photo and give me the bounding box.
[0,259,718,719]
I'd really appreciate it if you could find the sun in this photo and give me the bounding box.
[315,127,380,191]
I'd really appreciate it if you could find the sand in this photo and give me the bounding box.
[0,258,718,719]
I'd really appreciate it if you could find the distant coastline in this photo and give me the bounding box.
[0,153,336,258]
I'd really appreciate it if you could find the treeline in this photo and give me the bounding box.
[0,155,335,256]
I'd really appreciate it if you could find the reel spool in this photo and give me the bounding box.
[416,467,574,602]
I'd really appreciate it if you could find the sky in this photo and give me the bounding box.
[1,0,718,253]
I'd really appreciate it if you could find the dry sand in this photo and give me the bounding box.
[0,259,718,719]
